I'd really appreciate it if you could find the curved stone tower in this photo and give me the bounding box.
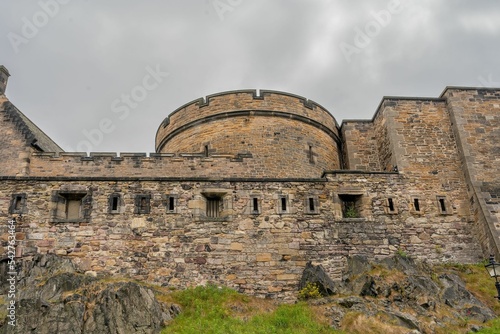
[155,90,340,178]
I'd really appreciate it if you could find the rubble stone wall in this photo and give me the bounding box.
[0,174,483,299]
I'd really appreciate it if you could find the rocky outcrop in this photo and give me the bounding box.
[317,255,496,334]
[1,254,496,333]
[299,261,337,296]
[0,254,179,334]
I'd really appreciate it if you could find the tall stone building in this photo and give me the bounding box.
[1,66,499,298]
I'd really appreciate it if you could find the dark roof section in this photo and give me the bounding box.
[1,100,63,153]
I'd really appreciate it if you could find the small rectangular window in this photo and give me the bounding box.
[52,192,91,222]
[134,195,151,214]
[308,145,314,163]
[437,196,451,214]
[111,197,119,211]
[109,194,121,213]
[439,198,446,212]
[384,197,398,214]
[436,196,449,214]
[388,198,395,212]
[339,194,362,218]
[164,194,178,213]
[168,196,175,211]
[200,192,228,221]
[309,197,315,211]
[206,197,221,218]
[9,194,27,214]
[413,198,420,212]
[305,196,319,214]
[277,195,289,214]
[409,196,422,214]
[253,197,259,213]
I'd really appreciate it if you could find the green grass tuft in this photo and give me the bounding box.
[161,284,340,334]
[475,317,500,333]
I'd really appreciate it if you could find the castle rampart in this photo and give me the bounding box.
[155,90,341,178]
[0,173,482,299]
[0,68,498,299]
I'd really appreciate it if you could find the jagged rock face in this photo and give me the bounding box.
[322,255,496,333]
[82,282,170,334]
[0,254,178,334]
[299,261,337,296]
[439,273,496,323]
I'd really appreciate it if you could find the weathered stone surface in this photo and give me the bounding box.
[344,255,374,278]
[83,282,168,334]
[0,255,178,334]
[440,273,495,321]
[1,85,498,301]
[326,256,497,333]
[10,298,86,334]
[299,261,336,296]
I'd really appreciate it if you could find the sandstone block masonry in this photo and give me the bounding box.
[0,69,498,298]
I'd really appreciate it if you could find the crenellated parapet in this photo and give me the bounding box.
[156,90,339,149]
[27,151,322,179]
[155,90,341,178]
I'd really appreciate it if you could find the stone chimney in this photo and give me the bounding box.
[0,65,11,96]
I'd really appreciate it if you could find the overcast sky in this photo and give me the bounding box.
[1,0,499,153]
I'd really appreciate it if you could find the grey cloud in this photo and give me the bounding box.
[0,0,498,152]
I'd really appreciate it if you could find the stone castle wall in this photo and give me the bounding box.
[0,173,483,299]
[28,152,260,179]
[340,121,380,171]
[155,90,341,178]
[1,84,498,299]
[444,88,500,258]
[0,98,32,176]
[155,90,339,151]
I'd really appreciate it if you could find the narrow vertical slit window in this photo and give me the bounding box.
[413,198,420,212]
[308,145,314,163]
[109,194,121,213]
[305,196,319,214]
[281,197,287,212]
[169,196,175,211]
[436,196,450,214]
[309,197,315,211]
[439,198,446,212]
[111,197,119,211]
[252,197,259,213]
[204,145,209,157]
[388,198,395,212]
